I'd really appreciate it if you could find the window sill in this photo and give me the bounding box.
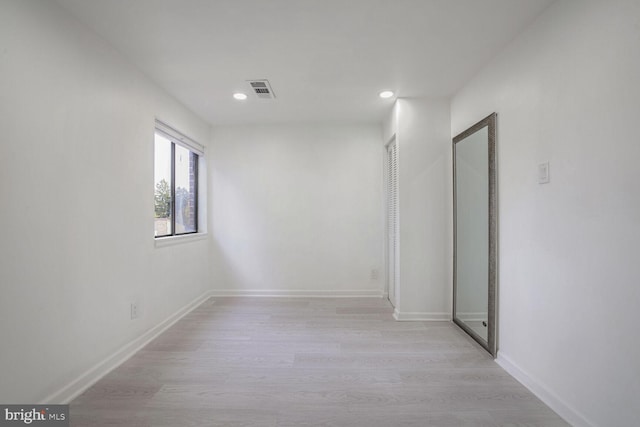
[154,233,208,248]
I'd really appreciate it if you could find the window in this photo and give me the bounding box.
[154,120,203,238]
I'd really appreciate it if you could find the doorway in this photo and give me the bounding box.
[386,136,398,307]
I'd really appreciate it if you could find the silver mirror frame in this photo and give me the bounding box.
[452,112,497,357]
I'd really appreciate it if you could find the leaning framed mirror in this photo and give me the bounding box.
[452,112,497,357]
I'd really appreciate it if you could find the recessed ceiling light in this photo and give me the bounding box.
[233,92,247,100]
[379,90,394,99]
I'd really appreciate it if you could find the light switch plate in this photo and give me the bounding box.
[538,161,550,184]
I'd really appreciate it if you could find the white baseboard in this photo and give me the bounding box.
[496,352,595,427]
[393,308,451,321]
[209,289,384,298]
[41,291,213,404]
[456,311,487,322]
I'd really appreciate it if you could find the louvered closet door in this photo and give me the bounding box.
[386,138,398,307]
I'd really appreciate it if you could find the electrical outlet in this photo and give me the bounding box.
[130,301,139,320]
[370,269,379,280]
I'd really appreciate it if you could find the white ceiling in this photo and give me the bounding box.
[55,0,555,126]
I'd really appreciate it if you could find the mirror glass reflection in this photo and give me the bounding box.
[454,127,489,341]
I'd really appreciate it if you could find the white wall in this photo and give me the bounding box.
[209,124,384,296]
[0,0,211,402]
[383,98,451,319]
[451,1,640,425]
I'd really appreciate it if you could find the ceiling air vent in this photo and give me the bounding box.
[247,79,276,100]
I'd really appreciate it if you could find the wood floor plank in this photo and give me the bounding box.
[70,297,568,426]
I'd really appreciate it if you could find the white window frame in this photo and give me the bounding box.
[154,119,207,247]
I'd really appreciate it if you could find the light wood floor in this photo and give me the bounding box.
[70,297,568,426]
